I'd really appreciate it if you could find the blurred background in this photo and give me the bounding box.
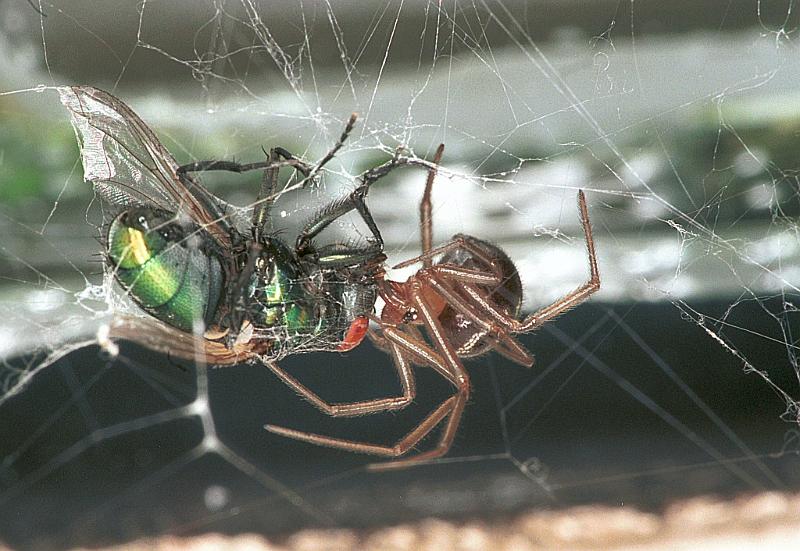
[1,1,800,549]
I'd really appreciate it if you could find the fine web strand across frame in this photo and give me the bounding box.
[0,1,798,548]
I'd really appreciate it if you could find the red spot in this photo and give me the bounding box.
[338,316,369,352]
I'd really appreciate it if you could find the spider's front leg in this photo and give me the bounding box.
[367,281,473,470]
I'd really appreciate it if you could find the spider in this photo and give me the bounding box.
[60,86,599,470]
[264,155,600,470]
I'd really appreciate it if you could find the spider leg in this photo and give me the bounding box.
[368,324,433,368]
[265,394,458,457]
[264,324,462,458]
[367,325,392,354]
[393,228,537,366]
[392,234,505,273]
[367,283,471,469]
[416,269,534,367]
[395,232,534,360]
[262,340,415,418]
[514,190,600,330]
[420,144,445,267]
[459,190,600,334]
[265,290,471,468]
[388,239,534,364]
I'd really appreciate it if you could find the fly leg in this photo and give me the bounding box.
[295,146,446,257]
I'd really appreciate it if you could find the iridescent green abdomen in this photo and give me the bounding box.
[107,209,223,333]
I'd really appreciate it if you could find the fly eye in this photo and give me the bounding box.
[121,210,153,231]
[128,212,150,230]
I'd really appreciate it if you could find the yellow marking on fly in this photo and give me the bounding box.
[264,269,283,304]
[125,227,152,266]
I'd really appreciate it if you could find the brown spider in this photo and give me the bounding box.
[263,145,601,470]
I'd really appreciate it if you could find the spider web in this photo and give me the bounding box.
[1,0,800,548]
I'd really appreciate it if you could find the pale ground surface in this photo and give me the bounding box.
[12,491,795,551]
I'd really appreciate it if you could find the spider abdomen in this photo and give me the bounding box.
[437,234,522,357]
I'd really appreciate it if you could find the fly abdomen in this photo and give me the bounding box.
[107,208,223,333]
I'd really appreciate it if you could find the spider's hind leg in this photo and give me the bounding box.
[473,190,601,334]
[415,265,534,367]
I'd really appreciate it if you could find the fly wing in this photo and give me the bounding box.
[109,315,258,365]
[59,85,232,249]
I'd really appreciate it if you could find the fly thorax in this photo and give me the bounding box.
[313,269,378,351]
[339,280,378,321]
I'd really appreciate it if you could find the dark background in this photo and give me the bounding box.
[1,301,798,549]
